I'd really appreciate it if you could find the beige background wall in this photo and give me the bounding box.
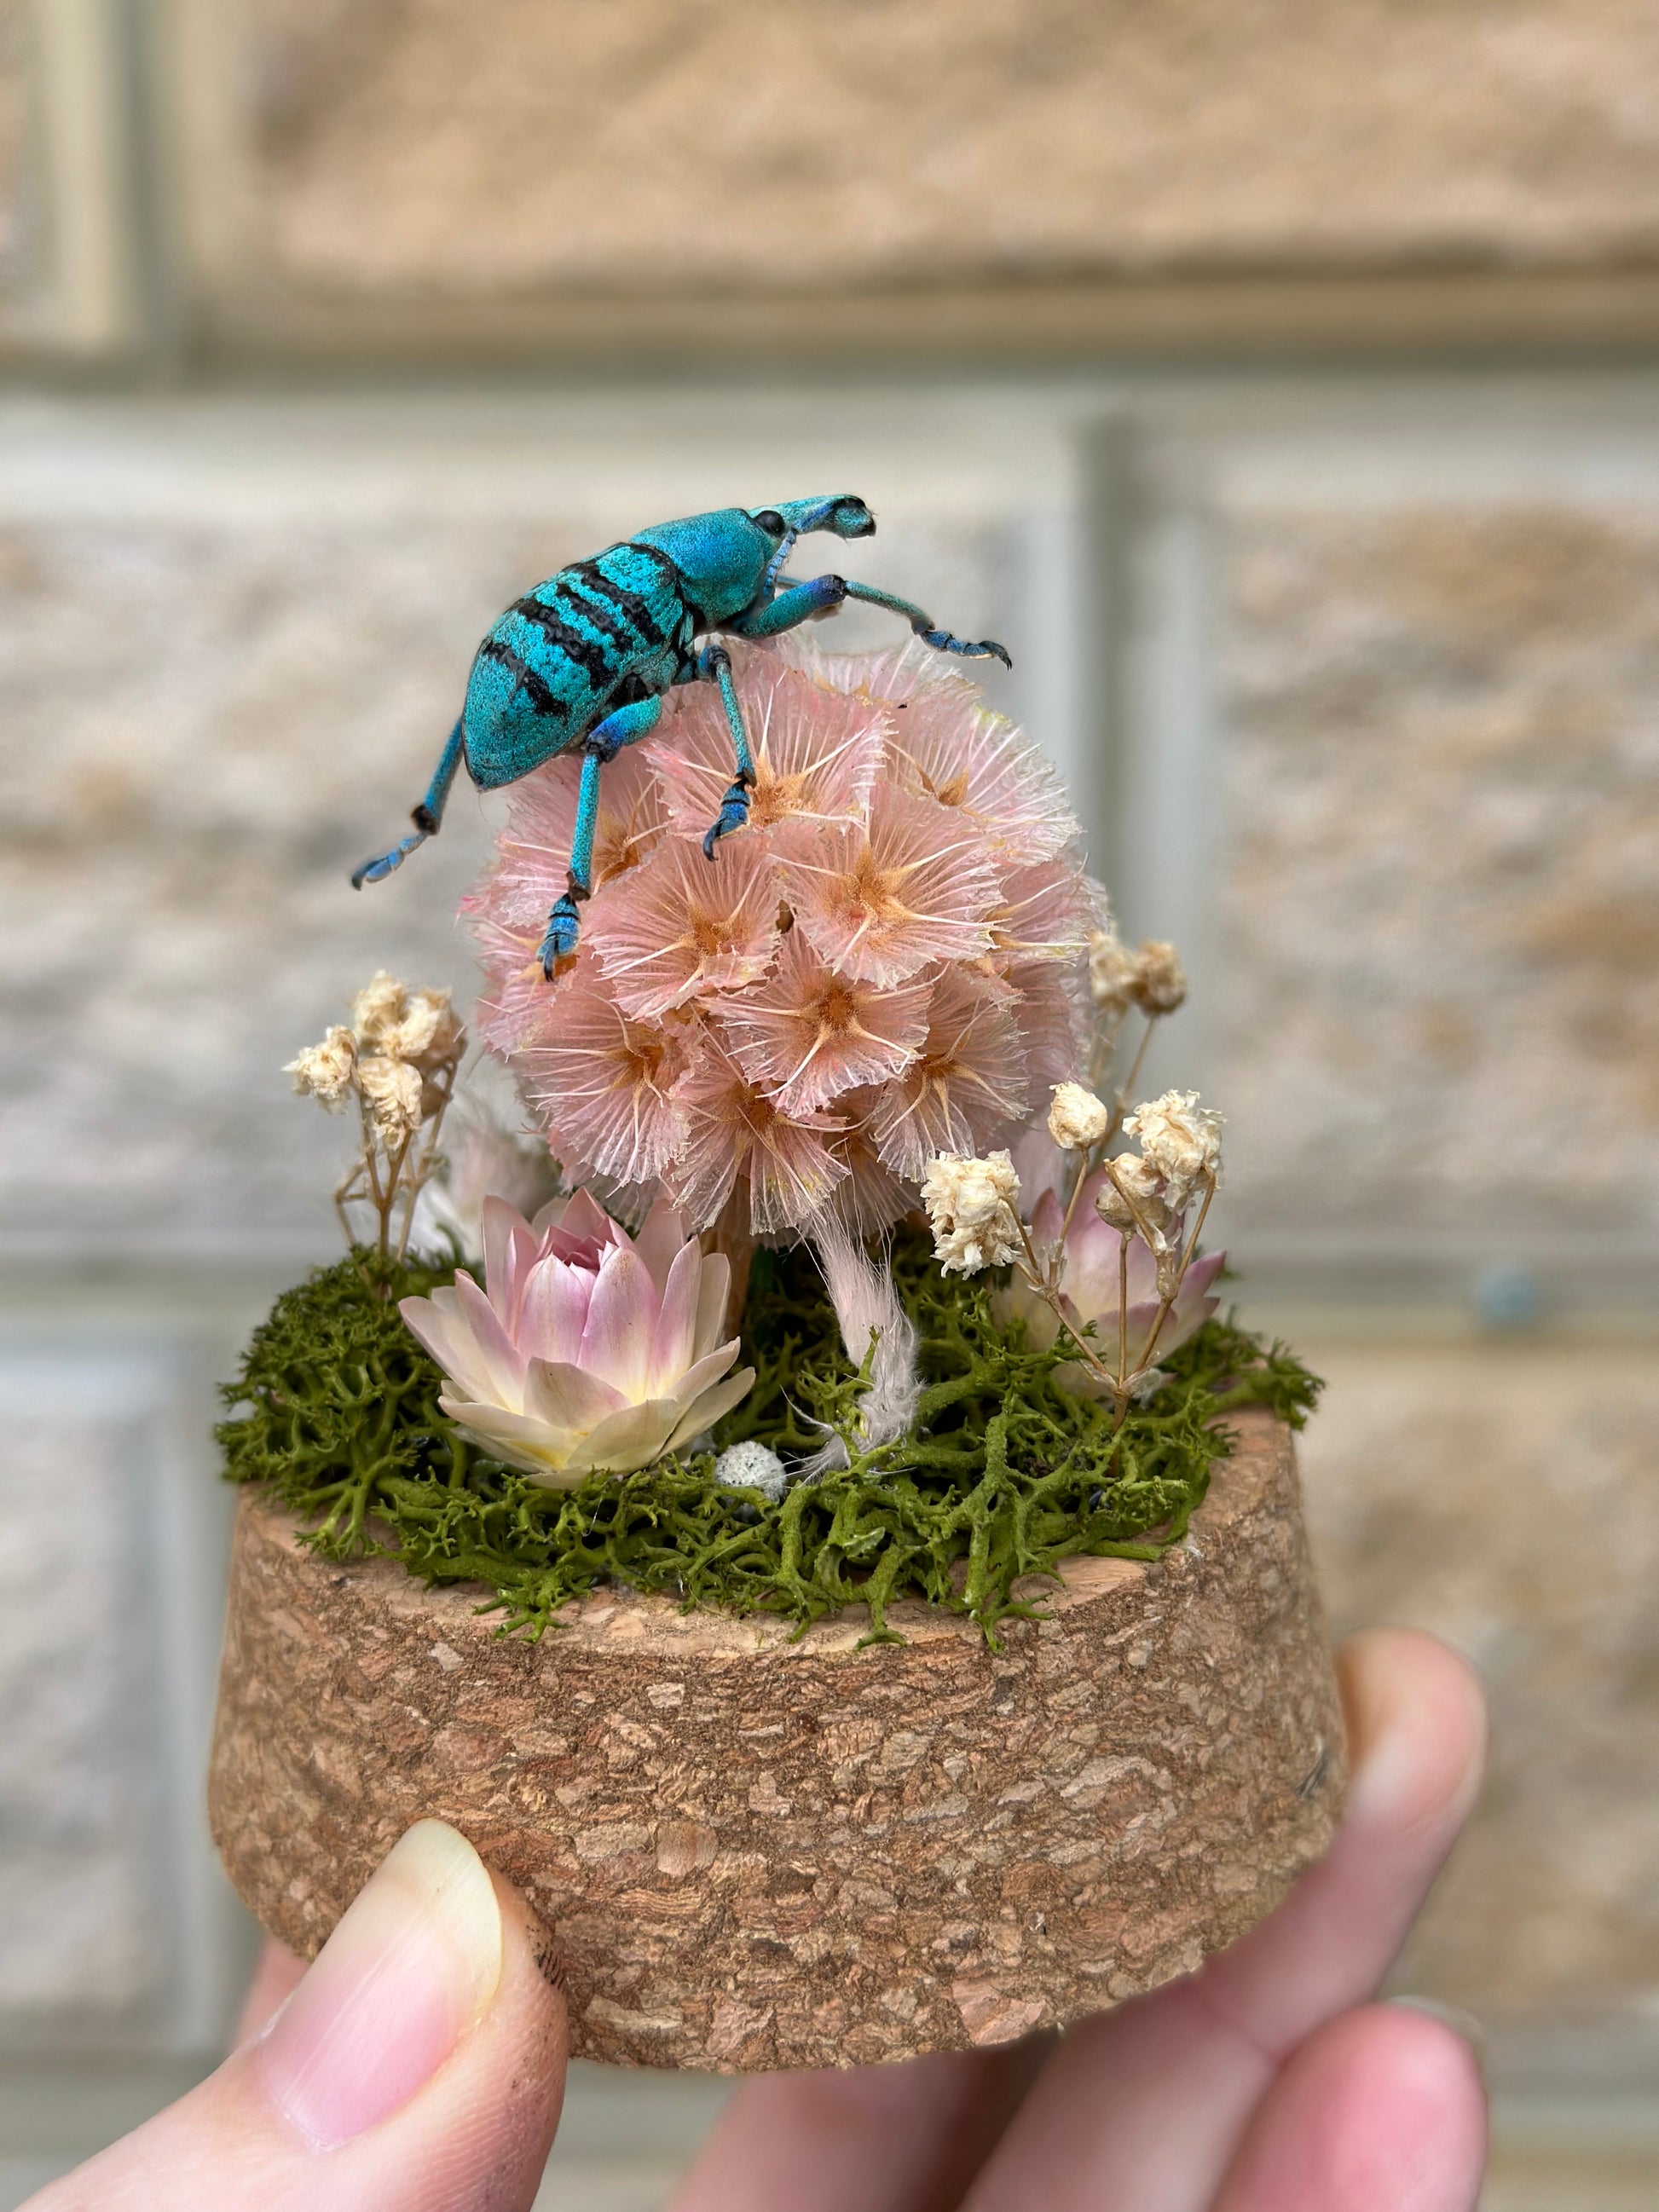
[3,4,1658,2206]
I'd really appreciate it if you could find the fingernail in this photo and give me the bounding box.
[1390,1995,1488,2070]
[259,1819,504,2150]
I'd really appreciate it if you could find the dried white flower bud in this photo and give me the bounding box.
[1095,1152,1176,1247]
[356,1053,425,1143]
[384,986,465,1072]
[1087,925,1140,1015]
[921,1150,1023,1276]
[285,1025,356,1108]
[1047,1082,1110,1152]
[350,970,408,1048]
[1130,940,1188,1017]
[1124,1089,1223,1207]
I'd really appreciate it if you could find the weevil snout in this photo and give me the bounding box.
[769,494,876,541]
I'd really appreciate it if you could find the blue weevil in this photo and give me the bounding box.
[352,495,1009,976]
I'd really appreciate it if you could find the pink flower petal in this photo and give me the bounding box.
[577,1245,658,1401]
[480,1196,538,1328]
[398,1291,501,1409]
[646,1238,702,1395]
[450,1271,530,1407]
[587,835,780,1019]
[653,661,883,843]
[436,1396,587,1481]
[564,1397,684,1476]
[870,967,1030,1179]
[663,1366,757,1453]
[692,1250,731,1360]
[632,1194,693,1297]
[774,785,999,987]
[514,1252,597,1367]
[521,1358,631,1435]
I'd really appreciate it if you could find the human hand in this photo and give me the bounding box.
[22,1626,1483,2212]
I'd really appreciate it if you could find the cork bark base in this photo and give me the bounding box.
[210,1408,1344,2071]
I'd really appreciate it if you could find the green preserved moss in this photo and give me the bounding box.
[218,1233,1320,1644]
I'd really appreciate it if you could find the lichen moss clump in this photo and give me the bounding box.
[218,1233,1320,1643]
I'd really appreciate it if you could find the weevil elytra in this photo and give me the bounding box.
[352,496,1010,976]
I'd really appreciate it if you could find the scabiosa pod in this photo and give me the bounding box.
[399,1190,754,1487]
[465,638,1100,1239]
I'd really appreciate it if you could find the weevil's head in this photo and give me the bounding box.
[754,495,876,541]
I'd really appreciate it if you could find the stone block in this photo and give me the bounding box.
[0,0,138,357]
[189,0,1659,306]
[1301,1343,1659,2047]
[1216,500,1659,1251]
[0,1351,169,2042]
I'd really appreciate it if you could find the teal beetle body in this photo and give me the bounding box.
[355,495,1009,974]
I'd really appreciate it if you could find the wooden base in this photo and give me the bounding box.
[209,1408,1344,2071]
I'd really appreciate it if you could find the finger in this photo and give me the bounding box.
[961,1628,1486,2211]
[21,1822,567,2212]
[235,1940,308,2045]
[1214,2003,1485,2212]
[669,2042,1048,2212]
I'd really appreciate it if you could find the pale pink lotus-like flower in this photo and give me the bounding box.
[465,641,1101,1237]
[399,1190,754,1487]
[994,1166,1224,1397]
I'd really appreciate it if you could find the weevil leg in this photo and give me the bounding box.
[839,579,1011,667]
[351,717,466,887]
[696,644,757,862]
[734,573,1011,667]
[536,692,663,975]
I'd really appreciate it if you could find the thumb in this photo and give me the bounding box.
[23,1821,567,2212]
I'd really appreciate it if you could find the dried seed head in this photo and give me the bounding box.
[1086,924,1140,1015]
[921,1149,1023,1275]
[1047,1081,1110,1152]
[285,1025,357,1109]
[1130,940,1188,1017]
[356,1054,425,1143]
[1095,1152,1176,1249]
[1123,1089,1223,1207]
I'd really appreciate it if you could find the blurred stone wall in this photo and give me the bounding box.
[3,3,1659,2203]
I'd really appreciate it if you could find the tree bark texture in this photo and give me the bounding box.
[209,1407,1344,2071]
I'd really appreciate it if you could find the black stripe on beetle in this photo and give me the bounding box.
[506,598,614,685]
[566,562,668,650]
[477,637,562,716]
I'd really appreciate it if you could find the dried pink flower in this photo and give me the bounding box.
[996,1168,1224,1397]
[869,967,1030,1180]
[466,644,1103,1239]
[588,834,781,1019]
[476,746,668,936]
[668,1035,847,1236]
[720,930,932,1116]
[517,956,690,1188]
[400,1191,753,1486]
[653,657,882,841]
[773,783,999,988]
